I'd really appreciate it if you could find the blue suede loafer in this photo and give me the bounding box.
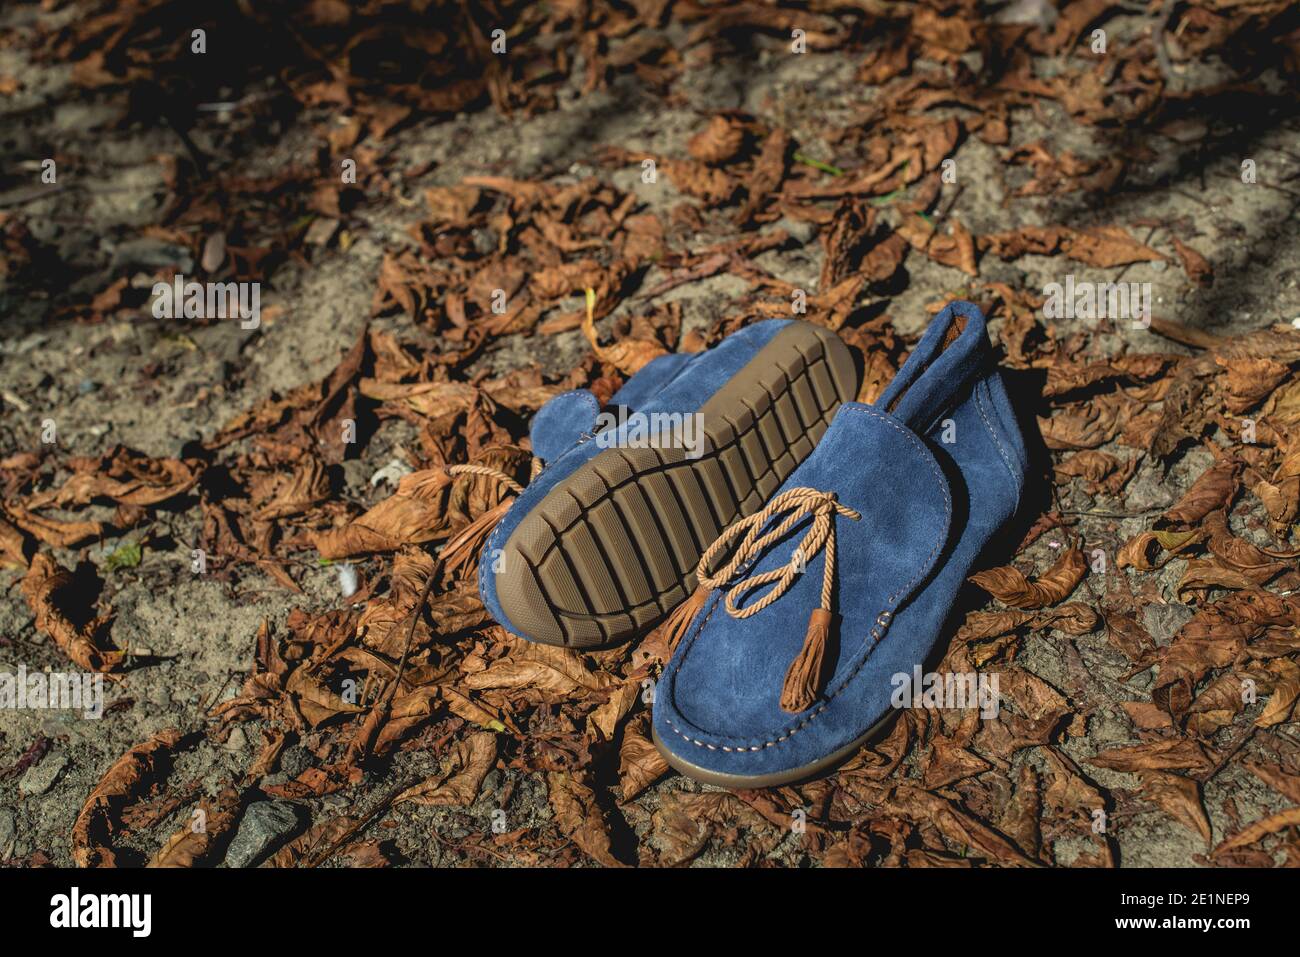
[652,301,1028,787]
[480,319,860,647]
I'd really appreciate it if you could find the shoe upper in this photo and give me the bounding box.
[527,352,697,463]
[653,301,1029,778]
[480,319,794,639]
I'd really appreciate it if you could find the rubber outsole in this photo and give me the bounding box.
[651,710,896,790]
[494,321,859,647]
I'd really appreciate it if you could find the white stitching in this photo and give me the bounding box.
[973,379,1021,493]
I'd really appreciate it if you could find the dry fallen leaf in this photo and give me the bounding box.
[969,547,1086,609]
[21,553,121,674]
[73,729,186,867]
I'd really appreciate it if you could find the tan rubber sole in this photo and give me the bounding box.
[651,710,896,790]
[494,321,858,647]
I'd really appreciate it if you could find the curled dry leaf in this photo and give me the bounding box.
[4,506,105,549]
[1161,458,1239,525]
[1089,738,1213,775]
[969,547,1086,609]
[1255,658,1300,728]
[312,469,454,559]
[72,729,186,867]
[1214,807,1300,857]
[1116,528,1199,571]
[252,456,332,520]
[26,445,201,509]
[465,642,615,700]
[546,771,622,866]
[885,785,1038,867]
[580,288,668,376]
[688,115,745,166]
[285,667,366,726]
[1135,772,1211,847]
[1216,355,1288,413]
[148,786,244,867]
[265,815,359,868]
[618,713,668,803]
[22,553,121,673]
[396,731,497,806]
[978,225,1164,268]
[355,546,437,656]
[0,513,29,568]
[1171,238,1213,286]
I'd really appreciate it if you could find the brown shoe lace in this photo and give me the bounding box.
[445,460,541,491]
[694,487,860,713]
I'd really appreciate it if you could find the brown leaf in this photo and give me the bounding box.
[465,643,615,699]
[687,115,745,166]
[1214,807,1300,856]
[586,677,642,742]
[581,288,667,376]
[27,445,201,508]
[1136,771,1211,847]
[546,771,622,866]
[396,732,497,807]
[886,784,1038,866]
[21,553,120,673]
[999,764,1042,860]
[979,225,1164,268]
[1162,459,1239,525]
[618,714,668,803]
[922,737,991,789]
[1116,529,1200,571]
[265,815,358,868]
[251,456,331,520]
[969,547,1086,609]
[4,506,105,549]
[312,469,454,559]
[1090,738,1213,774]
[1216,355,1290,413]
[1256,658,1300,728]
[72,729,186,867]
[1171,238,1213,286]
[148,787,244,867]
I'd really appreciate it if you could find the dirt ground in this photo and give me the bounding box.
[2,1,1300,868]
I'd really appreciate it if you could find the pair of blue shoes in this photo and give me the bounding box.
[478,302,1028,787]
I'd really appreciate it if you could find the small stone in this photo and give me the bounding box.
[304,216,339,247]
[19,753,69,797]
[776,217,817,246]
[0,810,15,853]
[224,802,304,868]
[77,378,97,394]
[277,745,312,779]
[222,726,248,753]
[471,228,497,256]
[201,231,227,272]
[1142,602,1194,646]
[40,716,73,736]
[109,237,194,274]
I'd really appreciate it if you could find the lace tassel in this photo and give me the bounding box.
[661,585,709,655]
[780,608,833,713]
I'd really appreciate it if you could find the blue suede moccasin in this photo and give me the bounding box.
[652,301,1028,787]
[479,319,860,647]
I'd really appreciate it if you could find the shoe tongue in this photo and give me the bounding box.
[529,390,600,462]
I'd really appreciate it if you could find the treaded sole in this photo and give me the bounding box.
[494,321,858,647]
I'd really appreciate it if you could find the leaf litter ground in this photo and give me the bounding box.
[1,0,1300,867]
